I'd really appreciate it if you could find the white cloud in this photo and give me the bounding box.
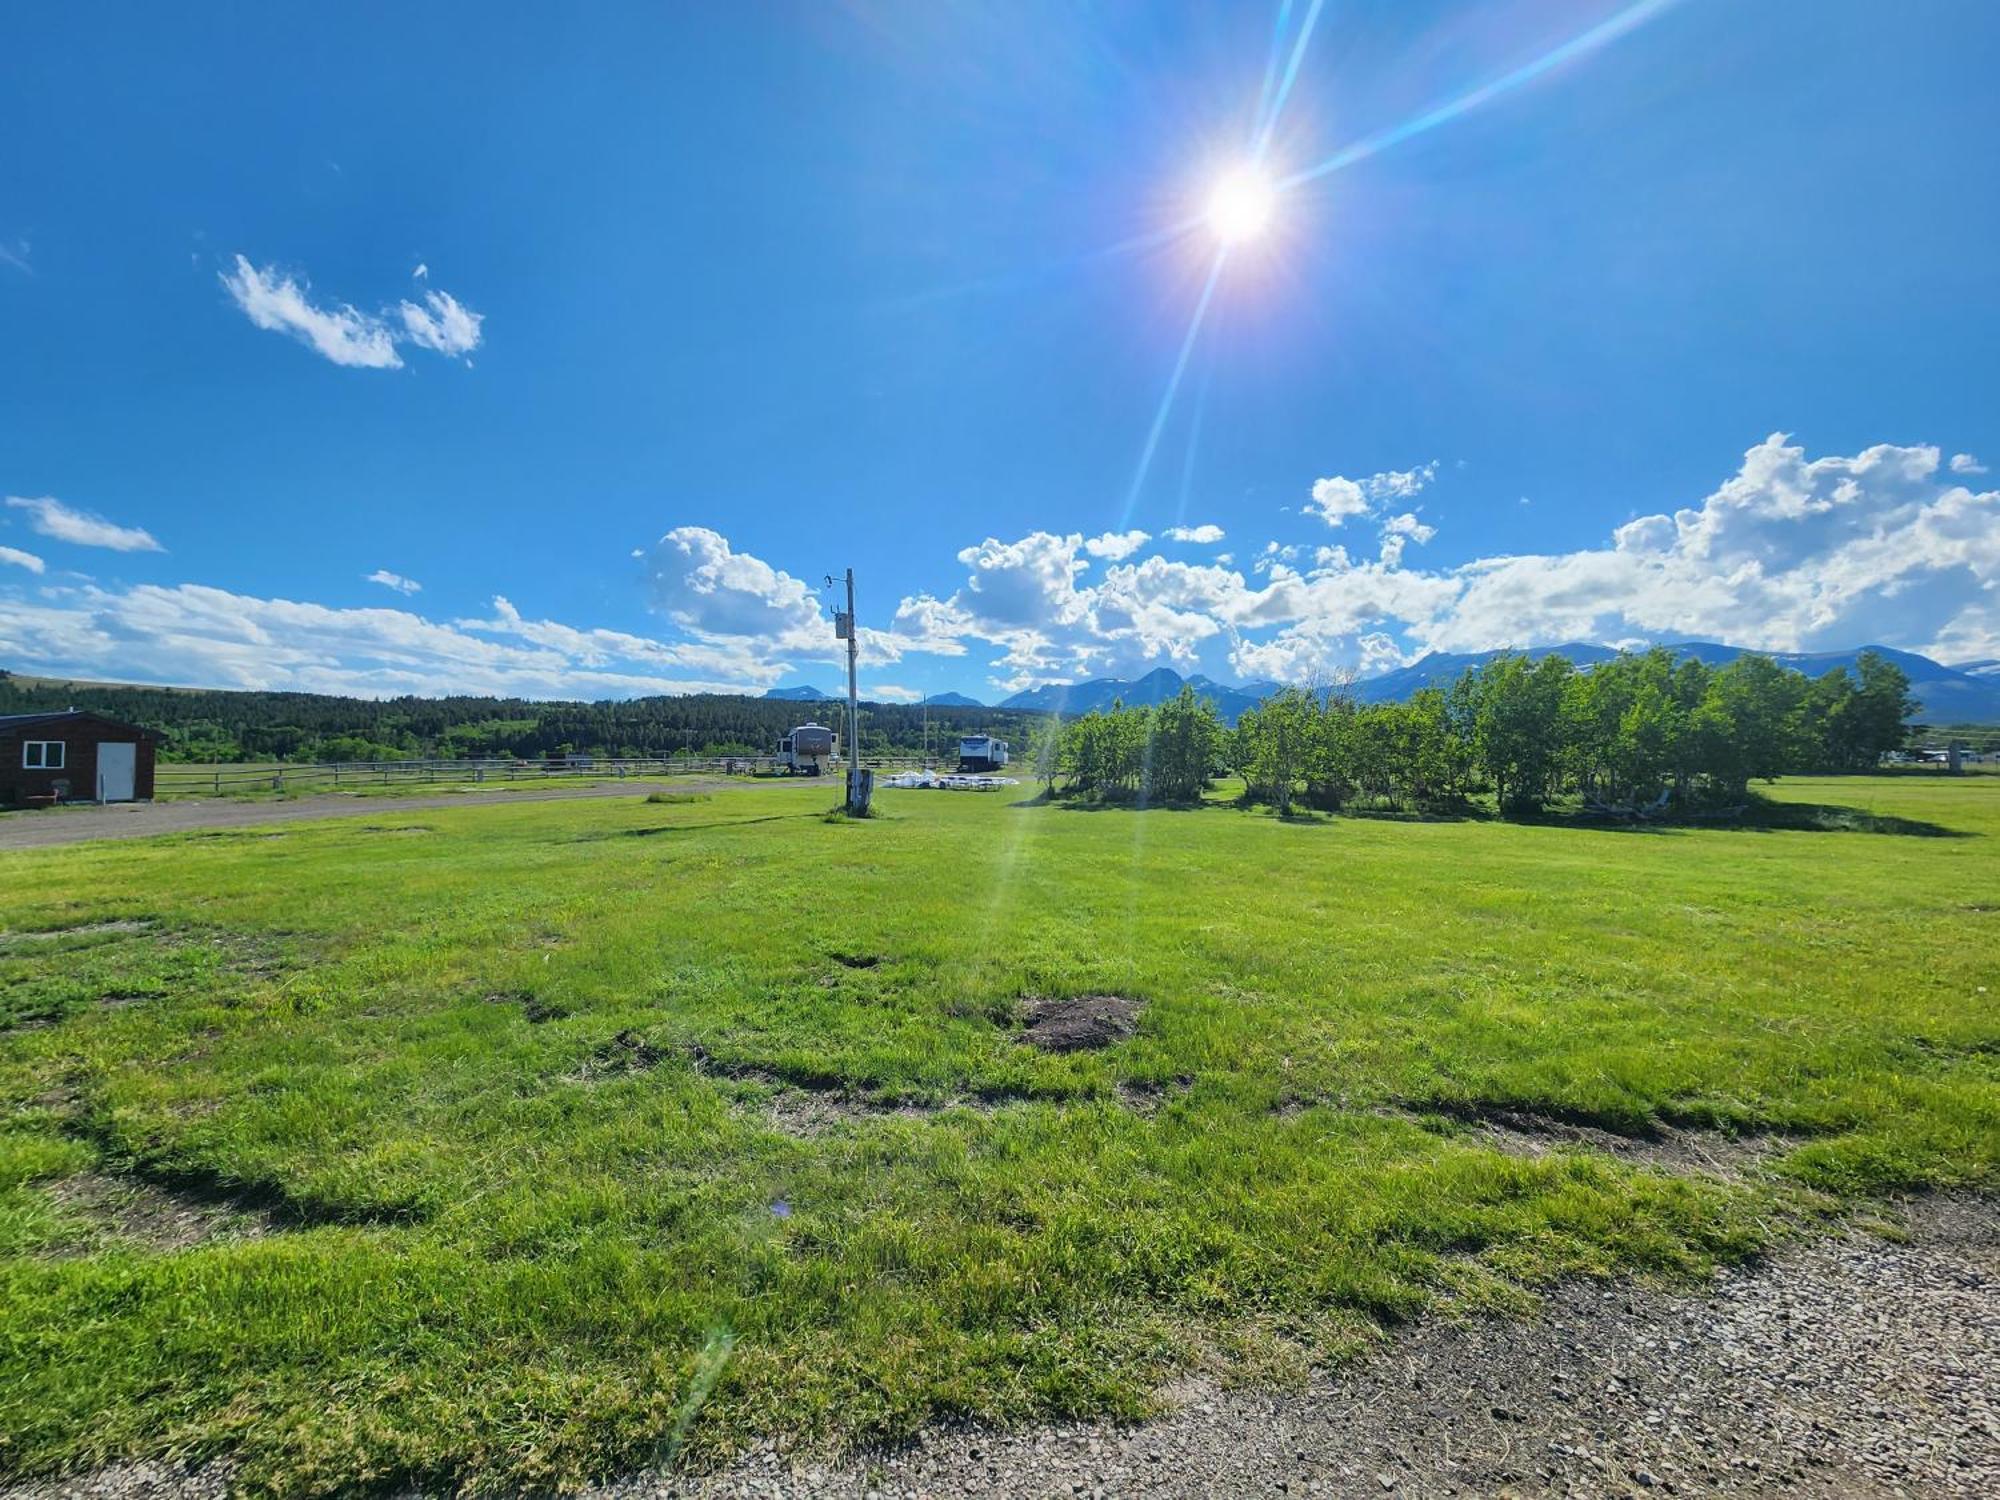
[6,438,1985,701]
[1083,529,1151,561]
[1165,523,1226,544]
[864,683,922,702]
[1950,453,1988,475]
[1367,462,1439,500]
[6,495,164,553]
[886,593,974,658]
[397,290,483,359]
[221,256,403,369]
[0,581,772,699]
[1307,461,1438,527]
[643,526,830,647]
[0,238,31,276]
[1415,434,2000,662]
[221,255,483,369]
[413,263,429,281]
[1307,476,1369,525]
[367,569,422,595]
[1254,541,1302,576]
[1377,511,1437,567]
[0,545,45,573]
[953,531,1093,634]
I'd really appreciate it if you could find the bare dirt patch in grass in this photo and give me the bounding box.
[1017,994,1144,1053]
[486,989,571,1024]
[1402,1101,1791,1178]
[744,1087,991,1138]
[1116,1076,1195,1116]
[570,1029,670,1079]
[0,919,155,946]
[45,1171,272,1254]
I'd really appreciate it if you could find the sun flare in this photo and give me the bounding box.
[1206,166,1277,244]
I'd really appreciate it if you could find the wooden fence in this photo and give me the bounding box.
[154,755,934,797]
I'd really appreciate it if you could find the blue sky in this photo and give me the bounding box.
[3,0,1997,703]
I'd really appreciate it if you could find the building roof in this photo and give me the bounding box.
[0,709,158,738]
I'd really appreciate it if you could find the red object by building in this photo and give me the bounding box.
[0,711,158,805]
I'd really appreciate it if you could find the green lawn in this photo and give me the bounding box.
[1,775,1994,1493]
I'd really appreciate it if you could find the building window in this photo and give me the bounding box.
[22,741,65,770]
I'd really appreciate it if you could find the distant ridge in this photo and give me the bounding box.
[1000,667,1265,724]
[921,691,984,707]
[986,642,2000,726]
[762,684,835,701]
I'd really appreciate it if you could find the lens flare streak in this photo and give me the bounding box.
[1277,0,1682,191]
[1252,0,1328,161]
[1122,248,1228,526]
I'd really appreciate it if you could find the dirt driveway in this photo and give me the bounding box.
[0,779,770,850]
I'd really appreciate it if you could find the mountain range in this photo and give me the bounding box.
[999,668,1270,723]
[762,685,990,708]
[991,645,2000,725]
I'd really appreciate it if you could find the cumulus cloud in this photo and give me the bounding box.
[1416,434,2000,661]
[910,526,1456,690]
[643,526,830,646]
[1951,453,1988,475]
[1377,511,1437,567]
[367,569,422,595]
[6,495,163,552]
[221,255,483,369]
[1083,529,1151,561]
[1165,523,1226,544]
[1306,461,1438,527]
[6,437,1986,700]
[953,531,1094,634]
[0,581,772,699]
[0,545,44,573]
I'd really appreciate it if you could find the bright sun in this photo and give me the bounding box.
[1206,166,1277,244]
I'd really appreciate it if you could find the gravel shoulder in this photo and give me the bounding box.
[611,1194,1997,1500]
[0,778,776,849]
[10,1196,1991,1499]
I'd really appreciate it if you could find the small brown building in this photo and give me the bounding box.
[0,711,158,805]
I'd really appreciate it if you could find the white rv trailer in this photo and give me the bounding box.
[956,734,1010,772]
[776,723,837,775]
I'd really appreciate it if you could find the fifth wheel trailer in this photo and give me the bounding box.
[776,723,837,775]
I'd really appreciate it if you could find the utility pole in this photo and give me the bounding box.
[831,568,871,814]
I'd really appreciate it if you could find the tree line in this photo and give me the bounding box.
[1031,648,1918,816]
[0,674,1039,764]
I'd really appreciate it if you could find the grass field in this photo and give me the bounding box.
[1,775,1994,1494]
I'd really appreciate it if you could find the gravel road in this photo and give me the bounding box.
[11,1196,1992,1499]
[0,779,769,850]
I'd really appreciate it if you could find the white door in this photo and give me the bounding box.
[97,742,137,802]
